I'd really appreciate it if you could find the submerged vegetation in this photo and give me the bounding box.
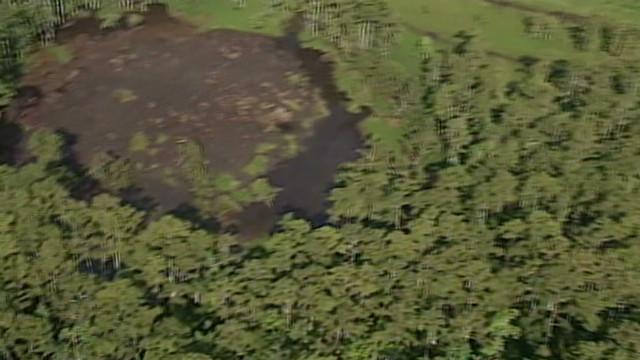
[177,140,279,219]
[1,0,640,359]
[112,88,138,103]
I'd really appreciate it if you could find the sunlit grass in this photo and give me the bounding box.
[507,0,640,25]
[163,0,286,35]
[359,116,404,152]
[387,29,423,77]
[384,0,611,65]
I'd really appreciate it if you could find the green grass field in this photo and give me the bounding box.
[506,0,640,25]
[387,0,609,64]
[163,0,284,35]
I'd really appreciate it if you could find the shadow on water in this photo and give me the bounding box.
[0,86,42,165]
[235,29,371,240]
[0,117,25,166]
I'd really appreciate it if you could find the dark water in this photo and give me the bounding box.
[6,5,369,239]
[235,31,370,239]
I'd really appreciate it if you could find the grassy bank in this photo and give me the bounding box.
[163,0,285,35]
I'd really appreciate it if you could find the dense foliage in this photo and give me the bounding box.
[1,1,640,360]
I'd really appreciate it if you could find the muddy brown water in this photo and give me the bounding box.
[10,5,370,239]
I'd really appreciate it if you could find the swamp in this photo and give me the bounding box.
[7,4,369,239]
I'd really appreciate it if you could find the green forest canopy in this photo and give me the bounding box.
[1,0,640,359]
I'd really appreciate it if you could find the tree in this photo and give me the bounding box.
[567,25,590,51]
[88,150,135,191]
[27,129,64,164]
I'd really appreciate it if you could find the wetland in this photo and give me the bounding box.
[7,4,369,239]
